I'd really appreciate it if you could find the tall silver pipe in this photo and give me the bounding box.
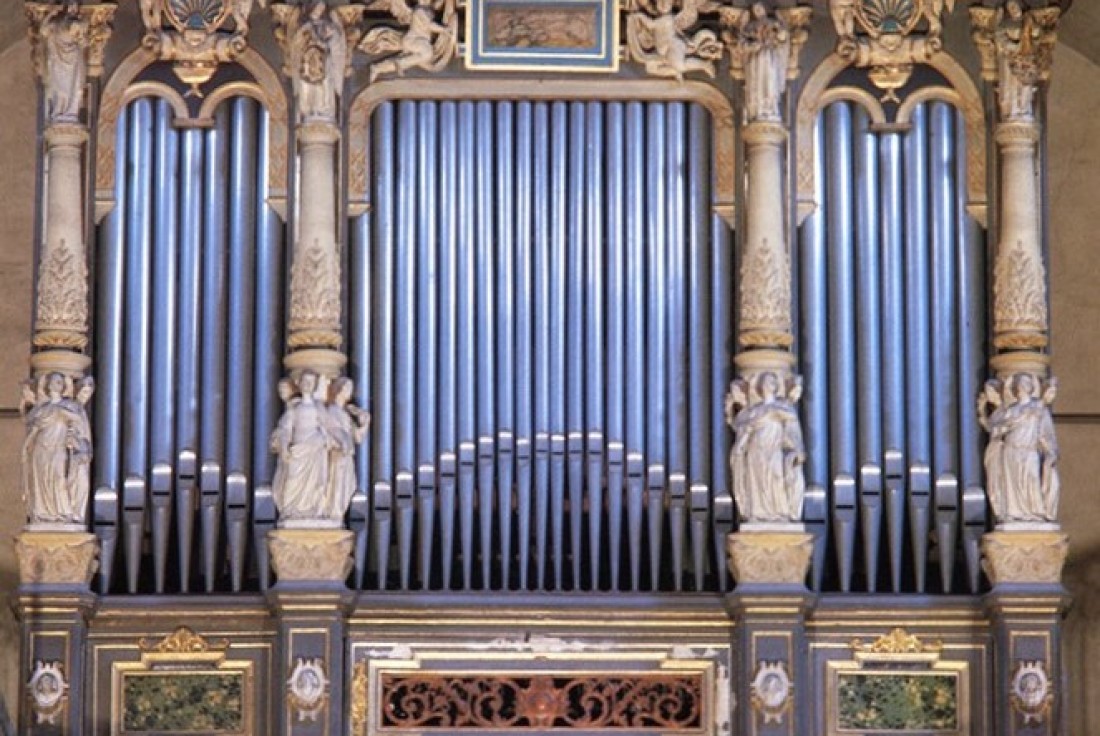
[801,115,829,491]
[456,101,477,589]
[514,101,534,588]
[394,101,417,478]
[532,102,551,589]
[253,109,284,489]
[585,101,605,587]
[150,100,179,593]
[372,102,396,486]
[475,100,496,587]
[854,107,882,590]
[436,101,458,588]
[549,101,568,588]
[929,103,958,480]
[566,101,586,588]
[123,98,154,593]
[956,110,985,493]
[666,102,687,478]
[711,212,734,589]
[688,104,712,489]
[605,102,626,589]
[416,101,438,586]
[825,103,857,591]
[496,101,516,588]
[646,102,668,467]
[226,98,258,479]
[624,102,646,590]
[350,209,372,587]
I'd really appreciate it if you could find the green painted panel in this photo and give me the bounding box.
[837,672,958,732]
[121,672,244,734]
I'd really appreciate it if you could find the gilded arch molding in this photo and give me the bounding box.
[346,78,737,226]
[794,51,988,228]
[94,46,289,222]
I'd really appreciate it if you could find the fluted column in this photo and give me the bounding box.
[971,6,1068,736]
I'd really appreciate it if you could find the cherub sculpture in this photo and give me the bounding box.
[726,371,806,524]
[360,0,457,83]
[978,373,1059,524]
[625,0,722,80]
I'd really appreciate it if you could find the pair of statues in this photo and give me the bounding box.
[21,372,94,527]
[978,373,1060,524]
[270,370,370,524]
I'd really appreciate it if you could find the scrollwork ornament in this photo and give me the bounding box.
[360,0,458,83]
[287,657,329,722]
[750,661,791,725]
[27,661,67,725]
[625,0,722,81]
[1010,660,1053,726]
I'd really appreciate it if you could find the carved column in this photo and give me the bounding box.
[719,6,815,736]
[268,6,364,735]
[971,5,1068,735]
[17,4,113,735]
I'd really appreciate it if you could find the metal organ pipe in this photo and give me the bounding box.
[514,102,534,589]
[605,102,626,590]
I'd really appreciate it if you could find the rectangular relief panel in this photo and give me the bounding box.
[835,672,959,733]
[119,671,247,734]
[465,0,619,71]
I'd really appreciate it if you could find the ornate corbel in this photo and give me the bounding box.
[829,0,955,102]
[138,0,262,96]
[624,0,723,80]
[360,0,457,82]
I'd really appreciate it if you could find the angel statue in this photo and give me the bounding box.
[625,0,722,81]
[324,378,370,520]
[361,0,458,83]
[276,0,348,123]
[271,370,334,523]
[21,372,94,527]
[978,373,1060,525]
[722,2,790,122]
[726,371,806,524]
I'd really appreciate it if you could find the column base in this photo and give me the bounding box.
[981,530,1068,586]
[269,528,354,585]
[16,531,98,588]
[727,529,813,587]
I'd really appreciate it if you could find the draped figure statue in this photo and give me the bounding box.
[41,3,89,124]
[324,377,370,520]
[726,372,806,523]
[979,373,1060,524]
[22,372,93,526]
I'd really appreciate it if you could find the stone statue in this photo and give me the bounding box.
[726,372,806,523]
[361,0,458,83]
[21,372,93,526]
[978,373,1060,524]
[271,371,369,525]
[740,3,789,122]
[284,1,347,123]
[625,0,722,81]
[324,377,369,520]
[40,3,89,124]
[995,0,1034,121]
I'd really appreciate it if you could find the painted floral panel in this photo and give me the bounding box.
[121,672,244,733]
[837,672,958,732]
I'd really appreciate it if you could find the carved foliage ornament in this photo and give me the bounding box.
[140,0,262,96]
[992,237,1048,348]
[287,657,329,722]
[35,238,89,348]
[288,239,343,347]
[360,0,458,83]
[27,661,68,725]
[970,2,1059,122]
[829,0,955,102]
[625,0,722,81]
[851,628,943,657]
[26,3,116,123]
[721,4,811,122]
[139,626,230,655]
[738,239,793,345]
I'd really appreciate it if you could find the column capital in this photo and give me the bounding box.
[970,2,1061,123]
[721,3,812,124]
[25,3,115,124]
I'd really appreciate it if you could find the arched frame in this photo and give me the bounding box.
[346,78,738,226]
[794,51,988,227]
[94,46,290,222]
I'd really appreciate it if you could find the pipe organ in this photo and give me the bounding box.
[11,1,1073,735]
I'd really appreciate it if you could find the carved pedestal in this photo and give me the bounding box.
[983,529,1070,736]
[15,531,99,734]
[267,528,354,736]
[726,530,814,736]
